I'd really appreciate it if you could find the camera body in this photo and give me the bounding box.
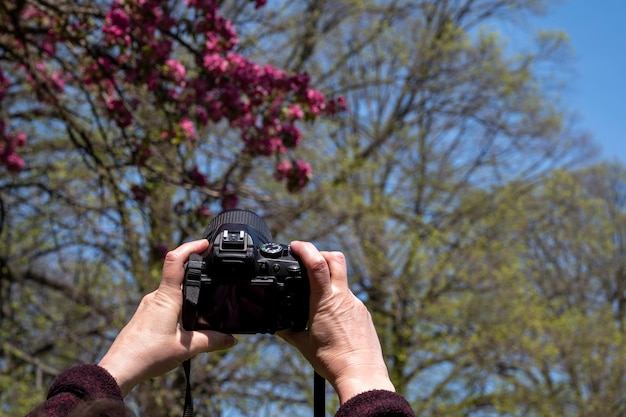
[182,209,309,334]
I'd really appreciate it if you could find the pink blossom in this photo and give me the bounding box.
[306,89,327,115]
[230,112,255,131]
[195,107,209,125]
[50,71,65,92]
[203,53,229,74]
[252,0,267,9]
[145,70,159,90]
[275,159,312,193]
[280,123,302,148]
[35,61,46,74]
[94,56,116,79]
[220,19,239,48]
[150,39,173,61]
[188,165,207,187]
[106,7,130,32]
[105,98,133,128]
[205,101,225,122]
[179,118,196,140]
[0,69,7,100]
[327,96,348,114]
[244,132,285,156]
[285,104,304,120]
[40,38,56,56]
[1,132,27,173]
[221,190,239,210]
[196,206,211,217]
[290,160,313,192]
[20,4,46,20]
[103,5,131,44]
[227,53,248,73]
[290,72,311,92]
[275,160,293,180]
[204,34,218,51]
[14,132,27,147]
[188,0,216,8]
[3,152,24,173]
[268,136,286,154]
[165,59,186,84]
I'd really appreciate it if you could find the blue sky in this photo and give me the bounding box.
[532,0,626,164]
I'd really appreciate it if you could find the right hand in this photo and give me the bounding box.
[279,241,395,404]
[98,239,238,395]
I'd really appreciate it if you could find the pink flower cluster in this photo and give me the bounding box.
[1,0,346,202]
[0,67,26,173]
[275,159,313,193]
[98,1,341,140]
[0,121,27,173]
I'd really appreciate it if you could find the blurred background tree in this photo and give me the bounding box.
[2,1,625,416]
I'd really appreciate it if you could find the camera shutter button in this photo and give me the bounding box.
[287,265,301,276]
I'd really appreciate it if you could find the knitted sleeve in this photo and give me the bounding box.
[26,364,125,417]
[26,367,414,417]
[334,390,416,417]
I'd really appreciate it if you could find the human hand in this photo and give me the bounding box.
[279,241,395,404]
[98,239,238,395]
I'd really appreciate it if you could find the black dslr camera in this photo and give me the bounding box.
[182,209,310,334]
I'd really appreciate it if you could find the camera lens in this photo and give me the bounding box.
[203,209,273,243]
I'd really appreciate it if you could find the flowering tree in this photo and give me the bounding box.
[0,0,343,192]
[0,1,344,414]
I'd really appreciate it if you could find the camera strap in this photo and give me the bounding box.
[183,254,203,330]
[182,359,194,417]
[182,254,203,417]
[314,371,326,417]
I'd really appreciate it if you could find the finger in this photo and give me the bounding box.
[290,241,331,294]
[322,251,349,290]
[160,239,210,292]
[185,330,238,356]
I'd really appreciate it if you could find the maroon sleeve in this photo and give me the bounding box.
[335,390,416,417]
[26,364,125,417]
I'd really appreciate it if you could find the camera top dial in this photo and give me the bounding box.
[260,243,284,258]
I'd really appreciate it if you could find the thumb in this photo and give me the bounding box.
[185,330,238,356]
[290,241,331,295]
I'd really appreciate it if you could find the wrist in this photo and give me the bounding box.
[331,366,395,404]
[98,353,139,396]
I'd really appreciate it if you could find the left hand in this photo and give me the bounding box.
[98,239,238,395]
